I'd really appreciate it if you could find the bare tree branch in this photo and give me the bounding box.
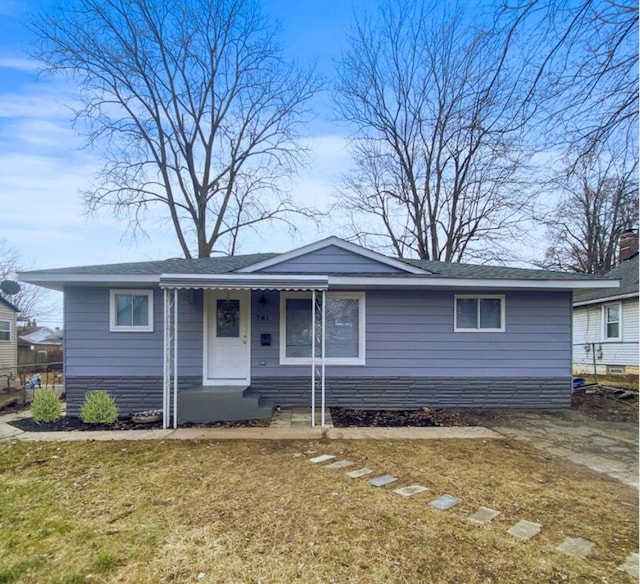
[334,0,536,262]
[538,142,638,274]
[32,0,322,258]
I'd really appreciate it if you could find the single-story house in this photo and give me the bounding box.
[573,233,638,377]
[0,296,19,388]
[20,236,616,427]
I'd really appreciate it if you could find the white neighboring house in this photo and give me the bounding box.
[0,296,19,384]
[573,250,639,377]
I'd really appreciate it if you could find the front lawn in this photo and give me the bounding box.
[0,438,637,583]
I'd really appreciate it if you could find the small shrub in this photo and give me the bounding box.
[31,388,62,423]
[80,390,118,424]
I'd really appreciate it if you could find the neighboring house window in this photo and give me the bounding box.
[109,290,154,332]
[0,320,10,341]
[602,303,621,341]
[454,295,505,332]
[280,292,365,365]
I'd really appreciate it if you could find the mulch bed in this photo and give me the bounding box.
[329,408,478,427]
[9,416,271,432]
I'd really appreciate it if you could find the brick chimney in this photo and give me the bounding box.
[619,229,639,262]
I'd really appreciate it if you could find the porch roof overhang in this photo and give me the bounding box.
[159,273,329,290]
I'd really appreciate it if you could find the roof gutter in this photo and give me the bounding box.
[327,276,619,290]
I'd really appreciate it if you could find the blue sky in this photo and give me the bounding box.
[0,0,374,262]
[0,0,379,323]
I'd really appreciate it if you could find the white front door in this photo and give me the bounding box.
[204,290,251,385]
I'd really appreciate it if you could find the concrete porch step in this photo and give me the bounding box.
[177,386,274,424]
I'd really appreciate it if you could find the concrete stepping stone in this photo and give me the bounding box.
[428,494,461,510]
[616,552,639,579]
[556,536,595,558]
[369,474,399,487]
[347,467,373,478]
[309,454,335,464]
[394,485,428,497]
[467,506,501,525]
[325,460,354,469]
[507,519,541,540]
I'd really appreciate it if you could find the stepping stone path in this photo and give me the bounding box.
[507,519,542,541]
[467,506,501,525]
[394,485,428,497]
[347,467,373,478]
[616,552,639,579]
[325,460,354,469]
[556,536,595,559]
[369,474,399,487]
[429,494,461,510]
[298,451,636,579]
[309,454,335,464]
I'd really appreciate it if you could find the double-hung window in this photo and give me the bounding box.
[602,303,621,341]
[280,292,365,365]
[0,320,10,341]
[454,295,505,332]
[109,290,154,332]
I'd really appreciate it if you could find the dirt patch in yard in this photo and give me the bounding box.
[570,388,638,423]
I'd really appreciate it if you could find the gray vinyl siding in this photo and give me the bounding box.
[63,285,571,414]
[251,376,570,409]
[251,289,572,379]
[258,245,405,273]
[65,375,201,417]
[64,287,202,377]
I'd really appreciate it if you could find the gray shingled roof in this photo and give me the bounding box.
[574,253,639,304]
[25,253,278,276]
[401,258,610,281]
[20,249,615,282]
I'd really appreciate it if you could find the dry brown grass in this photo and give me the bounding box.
[0,437,637,583]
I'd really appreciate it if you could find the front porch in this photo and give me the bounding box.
[160,275,332,429]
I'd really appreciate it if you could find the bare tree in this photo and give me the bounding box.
[32,0,321,258]
[334,1,535,262]
[539,145,638,274]
[0,241,53,323]
[497,0,638,157]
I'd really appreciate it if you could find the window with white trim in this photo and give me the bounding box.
[602,303,621,340]
[280,292,365,365]
[109,290,154,332]
[454,295,505,332]
[0,320,10,342]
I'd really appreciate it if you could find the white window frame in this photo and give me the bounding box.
[602,302,622,341]
[279,291,366,365]
[109,289,154,332]
[0,319,11,342]
[454,294,506,332]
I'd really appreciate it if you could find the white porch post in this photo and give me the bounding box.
[162,289,169,429]
[321,289,326,428]
[173,288,179,429]
[311,289,316,427]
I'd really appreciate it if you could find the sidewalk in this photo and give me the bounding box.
[0,409,500,442]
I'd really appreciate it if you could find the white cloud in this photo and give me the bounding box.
[0,56,40,72]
